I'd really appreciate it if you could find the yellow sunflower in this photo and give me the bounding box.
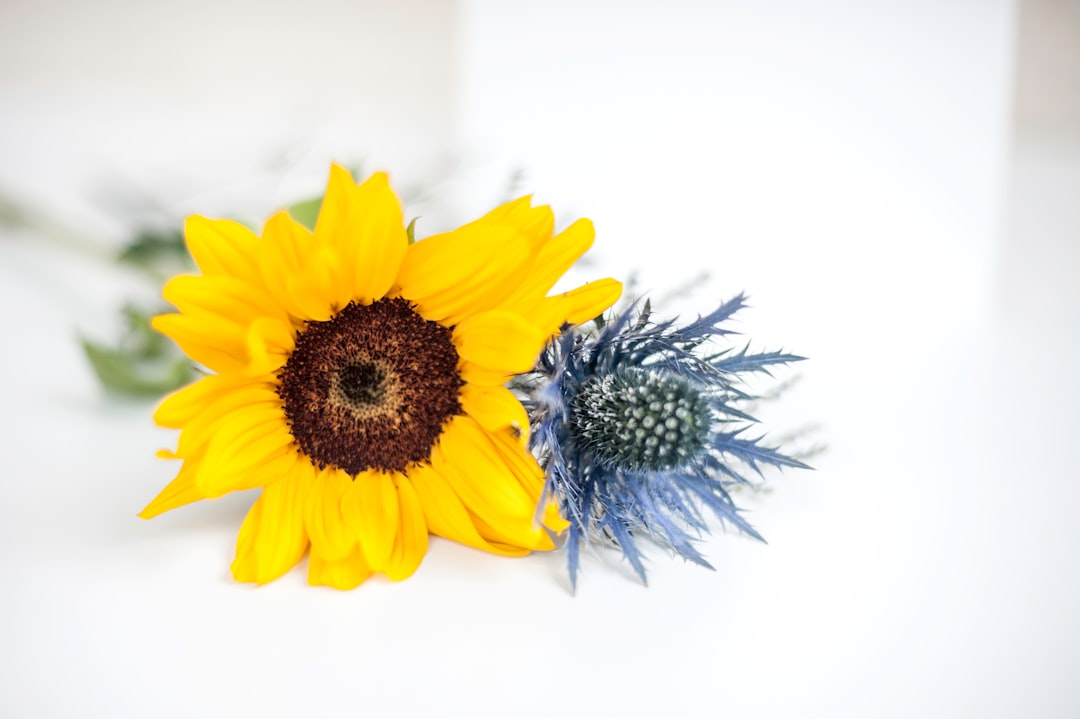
[140,165,621,589]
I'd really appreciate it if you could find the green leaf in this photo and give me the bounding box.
[406,217,418,244]
[81,302,195,396]
[117,229,191,271]
[288,196,323,231]
[120,304,169,358]
[81,337,195,396]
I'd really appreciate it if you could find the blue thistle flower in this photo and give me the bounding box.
[522,294,809,589]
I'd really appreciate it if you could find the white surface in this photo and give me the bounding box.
[3,2,1080,718]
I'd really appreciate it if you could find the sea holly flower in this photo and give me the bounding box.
[141,165,622,589]
[523,296,808,589]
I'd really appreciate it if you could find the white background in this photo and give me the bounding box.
[2,1,1078,717]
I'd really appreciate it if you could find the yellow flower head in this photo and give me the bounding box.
[142,165,622,589]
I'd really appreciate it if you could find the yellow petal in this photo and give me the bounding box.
[453,310,547,374]
[559,278,624,325]
[486,426,544,490]
[174,387,281,458]
[308,545,372,590]
[163,274,285,327]
[469,195,554,246]
[434,414,535,526]
[311,164,360,309]
[231,469,312,585]
[471,511,556,551]
[286,244,346,322]
[516,278,624,334]
[436,418,559,550]
[398,226,512,299]
[342,470,399,572]
[259,210,316,319]
[460,383,529,440]
[458,361,513,387]
[245,317,295,376]
[398,196,553,324]
[486,427,569,535]
[384,476,429,580]
[193,404,295,497]
[151,312,247,374]
[407,462,531,557]
[304,467,354,562]
[351,172,409,303]
[184,216,262,284]
[153,374,256,428]
[138,459,203,518]
[501,218,595,305]
[312,167,408,307]
[397,224,533,325]
[313,164,355,250]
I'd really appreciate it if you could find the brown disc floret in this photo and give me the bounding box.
[277,297,462,474]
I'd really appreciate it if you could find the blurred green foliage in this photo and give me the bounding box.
[82,304,196,396]
[288,196,322,231]
[116,228,190,271]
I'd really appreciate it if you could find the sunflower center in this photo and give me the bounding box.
[336,360,390,408]
[277,298,462,475]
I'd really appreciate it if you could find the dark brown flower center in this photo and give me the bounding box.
[277,297,462,474]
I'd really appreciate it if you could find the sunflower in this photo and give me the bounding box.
[141,165,622,589]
